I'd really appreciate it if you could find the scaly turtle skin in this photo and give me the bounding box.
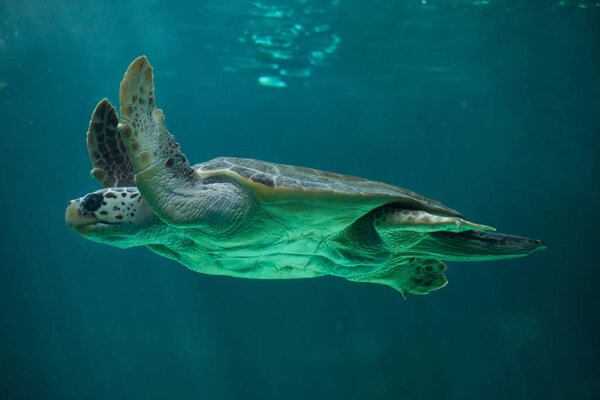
[66,56,545,297]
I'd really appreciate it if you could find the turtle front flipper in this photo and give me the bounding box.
[116,56,247,228]
[87,99,134,187]
[117,56,203,224]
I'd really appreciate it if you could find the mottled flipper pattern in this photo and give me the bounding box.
[118,56,203,224]
[87,99,135,187]
[374,208,495,234]
[347,258,448,298]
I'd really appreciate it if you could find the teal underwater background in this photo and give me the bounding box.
[1,0,599,399]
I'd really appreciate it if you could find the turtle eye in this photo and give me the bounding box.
[82,193,103,212]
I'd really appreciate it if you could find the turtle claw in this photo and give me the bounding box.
[454,218,495,232]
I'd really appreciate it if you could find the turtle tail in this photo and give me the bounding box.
[417,230,546,261]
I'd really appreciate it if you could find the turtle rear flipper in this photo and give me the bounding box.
[373,207,545,261]
[421,230,547,261]
[347,259,448,298]
[374,208,495,234]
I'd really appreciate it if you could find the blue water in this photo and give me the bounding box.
[1,1,599,399]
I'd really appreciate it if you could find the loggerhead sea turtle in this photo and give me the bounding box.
[65,56,545,297]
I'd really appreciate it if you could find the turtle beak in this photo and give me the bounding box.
[65,200,96,229]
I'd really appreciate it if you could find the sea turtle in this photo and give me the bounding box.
[65,56,545,297]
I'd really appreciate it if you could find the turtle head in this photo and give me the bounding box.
[65,187,162,248]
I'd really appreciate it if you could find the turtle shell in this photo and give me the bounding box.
[194,157,462,228]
